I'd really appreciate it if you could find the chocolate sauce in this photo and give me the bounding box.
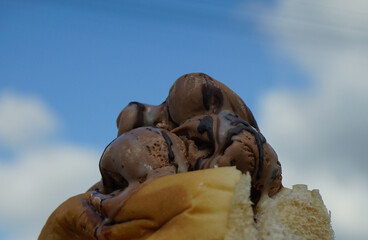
[161,131,175,163]
[228,119,266,179]
[201,83,224,112]
[194,158,205,170]
[248,113,259,131]
[250,187,261,207]
[128,101,146,128]
[197,116,214,144]
[39,73,285,239]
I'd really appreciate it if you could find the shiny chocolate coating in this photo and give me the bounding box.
[167,73,259,129]
[100,72,282,204]
[99,127,187,194]
[172,111,282,204]
[116,73,258,135]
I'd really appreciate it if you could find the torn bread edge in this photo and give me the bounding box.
[225,173,334,240]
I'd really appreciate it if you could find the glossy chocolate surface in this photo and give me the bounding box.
[98,73,282,205]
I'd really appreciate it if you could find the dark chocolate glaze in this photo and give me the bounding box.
[128,101,146,128]
[171,110,282,205]
[161,131,175,163]
[248,114,259,131]
[201,81,224,112]
[228,118,266,179]
[250,187,261,208]
[193,112,266,179]
[194,158,205,170]
[52,73,286,240]
[197,116,214,144]
[92,73,282,227]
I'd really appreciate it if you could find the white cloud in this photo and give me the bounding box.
[0,92,100,240]
[0,91,59,148]
[241,0,368,239]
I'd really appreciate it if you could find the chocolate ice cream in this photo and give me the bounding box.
[167,73,259,129]
[39,73,335,240]
[112,72,281,204]
[99,127,187,194]
[116,73,258,135]
[44,72,283,237]
[172,111,281,204]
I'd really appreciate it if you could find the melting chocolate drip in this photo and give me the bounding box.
[194,158,205,170]
[227,118,266,179]
[161,131,175,163]
[201,83,224,112]
[248,114,259,131]
[128,101,146,128]
[231,119,266,142]
[250,187,262,207]
[197,116,214,144]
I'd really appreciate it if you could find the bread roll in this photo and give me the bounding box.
[40,167,242,239]
[255,185,334,240]
[39,167,333,240]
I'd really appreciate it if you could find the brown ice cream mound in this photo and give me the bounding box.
[39,73,335,240]
[99,127,187,194]
[111,72,282,204]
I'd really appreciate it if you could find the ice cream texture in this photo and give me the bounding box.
[40,73,288,240]
[99,73,282,204]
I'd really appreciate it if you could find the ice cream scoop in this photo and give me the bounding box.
[116,102,174,136]
[39,73,335,240]
[116,73,259,136]
[112,73,281,203]
[99,127,188,194]
[167,73,259,129]
[172,111,281,204]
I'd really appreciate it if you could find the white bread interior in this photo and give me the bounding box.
[225,172,257,240]
[254,184,334,240]
[39,167,334,240]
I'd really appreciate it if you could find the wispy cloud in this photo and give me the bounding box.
[0,92,100,240]
[0,92,59,148]
[243,0,368,239]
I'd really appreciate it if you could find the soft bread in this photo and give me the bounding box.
[39,167,333,240]
[255,184,334,240]
[39,167,243,240]
[225,173,257,240]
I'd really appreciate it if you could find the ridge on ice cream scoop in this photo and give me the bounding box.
[98,73,282,205]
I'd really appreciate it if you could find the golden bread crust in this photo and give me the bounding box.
[39,167,242,240]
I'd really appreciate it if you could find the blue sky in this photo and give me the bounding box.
[0,0,306,150]
[1,0,368,239]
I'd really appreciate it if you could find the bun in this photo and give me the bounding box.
[40,167,242,239]
[39,167,333,239]
[225,172,257,240]
[255,185,334,240]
